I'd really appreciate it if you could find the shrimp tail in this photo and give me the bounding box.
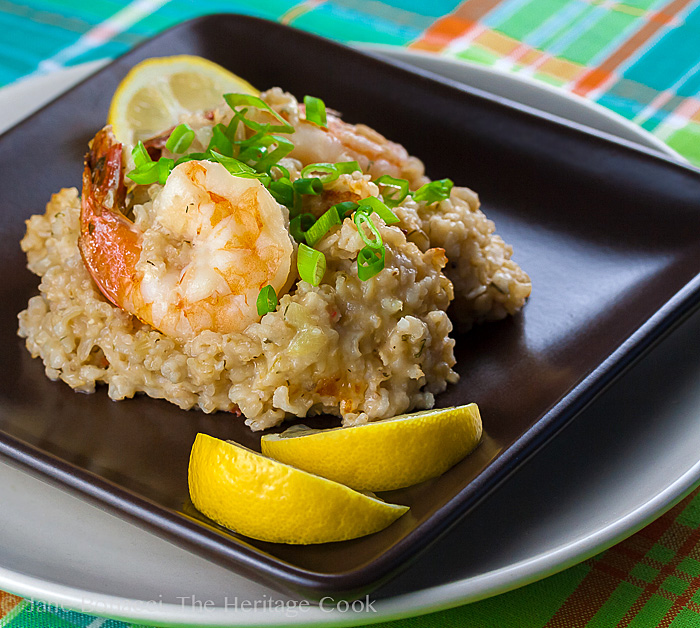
[79,126,142,311]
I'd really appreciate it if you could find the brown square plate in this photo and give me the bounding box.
[0,14,699,600]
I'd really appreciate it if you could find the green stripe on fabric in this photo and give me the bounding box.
[676,491,700,529]
[533,71,567,85]
[627,594,674,627]
[374,563,590,628]
[496,0,571,41]
[558,10,637,64]
[456,46,502,65]
[0,601,27,628]
[4,606,73,628]
[669,608,700,627]
[585,581,642,628]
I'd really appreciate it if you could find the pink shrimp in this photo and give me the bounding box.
[79,126,294,341]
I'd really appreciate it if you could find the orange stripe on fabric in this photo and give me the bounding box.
[411,16,472,51]
[0,591,22,618]
[411,0,503,51]
[616,523,698,627]
[543,496,692,627]
[572,0,697,96]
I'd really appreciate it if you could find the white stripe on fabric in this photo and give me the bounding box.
[30,0,171,77]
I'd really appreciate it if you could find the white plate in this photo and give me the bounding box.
[1,56,698,627]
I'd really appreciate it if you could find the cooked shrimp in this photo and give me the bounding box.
[244,89,429,189]
[79,126,293,341]
[290,113,429,189]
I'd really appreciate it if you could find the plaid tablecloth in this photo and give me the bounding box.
[1,1,700,627]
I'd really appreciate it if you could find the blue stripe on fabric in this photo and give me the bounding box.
[371,0,464,17]
[521,0,590,48]
[46,608,99,627]
[292,2,424,43]
[622,1,700,90]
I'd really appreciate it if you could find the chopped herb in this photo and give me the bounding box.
[297,243,326,286]
[304,95,328,128]
[412,178,453,204]
[256,285,278,316]
[165,124,195,154]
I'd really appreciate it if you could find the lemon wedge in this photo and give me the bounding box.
[261,404,482,492]
[107,55,258,146]
[188,433,409,544]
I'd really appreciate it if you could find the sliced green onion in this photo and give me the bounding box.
[305,206,341,246]
[270,164,290,180]
[300,162,339,184]
[335,161,361,175]
[224,94,294,134]
[357,245,385,281]
[174,151,209,165]
[293,177,324,196]
[157,158,174,185]
[165,124,195,154]
[268,177,295,208]
[131,141,152,168]
[376,175,409,208]
[256,285,278,316]
[297,243,326,286]
[290,213,315,243]
[412,178,453,204]
[304,95,327,128]
[357,196,399,225]
[354,210,383,249]
[207,123,233,157]
[254,135,294,173]
[334,201,359,218]
[209,151,270,183]
[225,108,248,141]
[127,161,160,185]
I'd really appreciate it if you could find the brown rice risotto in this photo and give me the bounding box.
[18,87,531,431]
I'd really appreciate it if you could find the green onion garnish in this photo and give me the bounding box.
[132,141,151,168]
[305,206,341,246]
[300,163,339,184]
[354,210,383,249]
[293,177,324,196]
[268,177,295,208]
[335,161,361,175]
[207,123,233,157]
[254,135,294,173]
[165,124,195,154]
[256,285,278,316]
[297,243,326,286]
[157,158,174,185]
[290,213,316,243]
[270,164,290,180]
[224,93,294,134]
[376,175,409,208]
[357,196,399,225]
[334,201,359,217]
[357,245,385,281]
[174,152,209,165]
[209,151,269,181]
[127,161,160,185]
[412,178,453,204]
[304,95,327,128]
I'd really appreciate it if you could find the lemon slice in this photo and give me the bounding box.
[261,404,482,492]
[107,55,258,146]
[188,433,409,544]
